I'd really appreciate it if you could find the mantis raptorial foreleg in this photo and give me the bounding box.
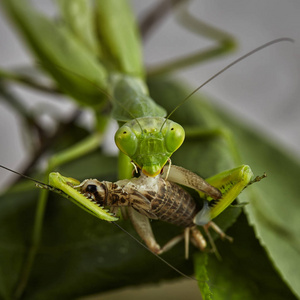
[159,164,264,257]
[161,164,222,199]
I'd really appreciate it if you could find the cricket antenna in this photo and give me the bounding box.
[0,164,52,190]
[165,37,294,123]
[112,221,199,282]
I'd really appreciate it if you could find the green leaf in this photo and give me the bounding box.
[225,114,300,298]
[199,213,296,300]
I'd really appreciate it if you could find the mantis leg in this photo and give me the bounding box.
[195,165,265,224]
[161,164,222,199]
[184,126,242,165]
[147,3,236,76]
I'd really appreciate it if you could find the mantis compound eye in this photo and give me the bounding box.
[115,125,138,157]
[163,122,185,153]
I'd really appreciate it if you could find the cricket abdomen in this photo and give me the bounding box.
[149,179,198,227]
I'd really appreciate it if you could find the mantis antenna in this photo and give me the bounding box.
[160,37,294,131]
[0,164,54,190]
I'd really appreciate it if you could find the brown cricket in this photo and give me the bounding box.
[75,165,231,258]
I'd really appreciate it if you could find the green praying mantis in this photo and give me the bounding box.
[0,0,295,299]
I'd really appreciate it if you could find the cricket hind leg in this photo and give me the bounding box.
[128,208,198,258]
[128,208,189,256]
[127,207,161,253]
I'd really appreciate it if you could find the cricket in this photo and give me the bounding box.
[0,0,296,299]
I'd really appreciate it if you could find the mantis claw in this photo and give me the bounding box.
[48,173,119,222]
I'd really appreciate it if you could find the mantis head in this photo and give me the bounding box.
[115,117,185,176]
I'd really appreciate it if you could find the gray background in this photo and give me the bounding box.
[0,0,299,299]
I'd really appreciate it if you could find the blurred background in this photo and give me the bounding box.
[0,0,299,299]
[0,0,299,186]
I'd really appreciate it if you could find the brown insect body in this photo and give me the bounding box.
[78,174,199,228]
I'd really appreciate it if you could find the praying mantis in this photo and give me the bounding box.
[0,1,298,300]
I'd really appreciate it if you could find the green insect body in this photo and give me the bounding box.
[115,117,185,176]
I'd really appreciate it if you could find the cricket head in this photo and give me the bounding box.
[114,117,185,176]
[48,173,118,222]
